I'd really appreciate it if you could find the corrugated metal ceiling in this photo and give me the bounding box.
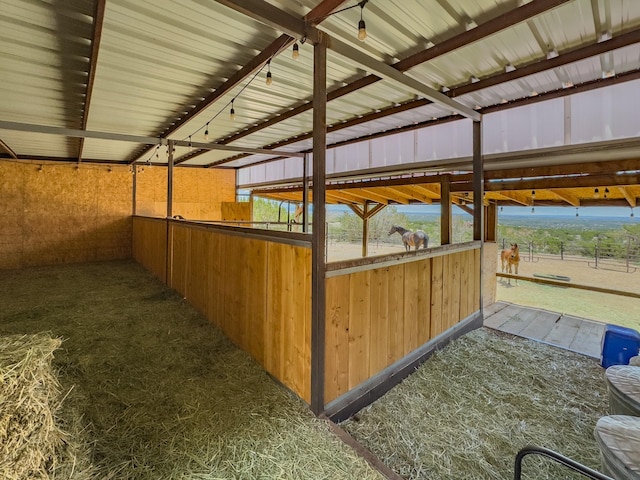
[0,0,639,171]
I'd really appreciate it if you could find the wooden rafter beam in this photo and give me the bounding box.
[354,188,390,205]
[374,187,411,204]
[0,137,18,159]
[619,187,637,207]
[477,173,640,192]
[78,0,106,163]
[549,189,581,206]
[327,190,366,204]
[493,191,530,206]
[391,185,433,204]
[348,204,365,219]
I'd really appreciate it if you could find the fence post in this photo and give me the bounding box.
[595,237,599,269]
[529,242,533,262]
[627,236,632,273]
[560,241,564,260]
[502,238,505,250]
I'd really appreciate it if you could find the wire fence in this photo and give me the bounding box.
[499,236,640,273]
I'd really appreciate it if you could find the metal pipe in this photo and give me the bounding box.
[514,446,612,480]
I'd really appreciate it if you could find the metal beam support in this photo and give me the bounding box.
[472,121,484,242]
[0,120,303,158]
[78,0,106,163]
[214,0,479,121]
[311,33,328,416]
[440,176,451,245]
[0,137,18,159]
[167,141,174,218]
[362,203,369,258]
[302,154,309,232]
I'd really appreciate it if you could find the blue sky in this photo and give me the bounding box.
[391,204,638,219]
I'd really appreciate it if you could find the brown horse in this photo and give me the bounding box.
[388,225,429,252]
[501,243,520,276]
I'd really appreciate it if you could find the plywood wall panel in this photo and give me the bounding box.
[1,162,132,270]
[135,167,235,220]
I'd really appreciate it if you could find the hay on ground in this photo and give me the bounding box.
[342,327,609,480]
[0,333,64,480]
[0,261,385,480]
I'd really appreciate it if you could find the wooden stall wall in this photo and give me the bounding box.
[0,161,131,270]
[324,247,480,403]
[166,222,312,403]
[132,217,167,282]
[221,202,252,222]
[135,167,235,219]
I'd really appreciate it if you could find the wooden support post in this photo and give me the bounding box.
[441,175,451,245]
[167,140,174,219]
[303,153,309,233]
[485,203,497,242]
[362,203,369,257]
[311,33,327,416]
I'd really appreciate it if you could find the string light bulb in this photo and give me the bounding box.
[230,99,235,121]
[292,42,299,60]
[531,207,535,214]
[576,207,579,217]
[604,187,610,199]
[531,190,536,199]
[188,136,192,152]
[38,165,43,173]
[358,3,367,41]
[631,208,635,218]
[266,60,272,86]
[594,187,600,199]
[204,123,209,141]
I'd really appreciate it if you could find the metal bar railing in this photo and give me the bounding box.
[514,446,612,480]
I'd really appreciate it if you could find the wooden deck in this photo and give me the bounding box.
[484,302,605,359]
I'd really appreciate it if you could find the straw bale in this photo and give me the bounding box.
[0,333,64,480]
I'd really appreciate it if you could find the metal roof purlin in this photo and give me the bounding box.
[78,0,106,164]
[0,121,304,159]
[0,137,18,159]
[214,0,570,147]
[128,34,297,164]
[157,0,350,167]
[215,0,480,121]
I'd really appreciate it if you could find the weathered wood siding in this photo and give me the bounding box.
[132,216,167,282]
[324,246,481,403]
[163,222,312,403]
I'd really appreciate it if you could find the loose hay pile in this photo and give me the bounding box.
[0,334,64,479]
[342,328,609,480]
[0,261,384,480]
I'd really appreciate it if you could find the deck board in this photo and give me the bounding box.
[484,302,605,359]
